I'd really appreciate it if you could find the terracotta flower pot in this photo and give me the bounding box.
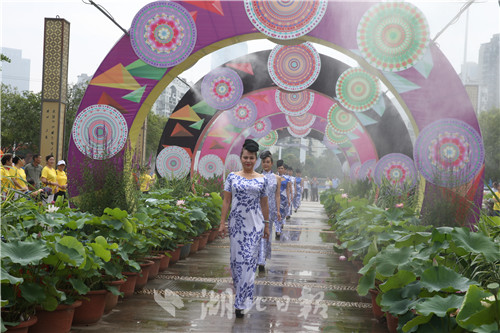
[386,312,399,333]
[179,244,191,260]
[190,238,200,254]
[120,272,138,298]
[198,233,209,250]
[104,279,125,314]
[169,245,182,265]
[144,255,162,280]
[157,252,170,271]
[369,289,383,318]
[4,316,37,333]
[72,290,107,325]
[208,228,219,242]
[134,260,154,290]
[30,301,81,333]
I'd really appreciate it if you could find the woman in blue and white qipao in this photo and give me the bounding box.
[219,139,270,318]
[257,151,281,271]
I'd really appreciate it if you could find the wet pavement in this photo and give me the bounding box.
[72,201,387,332]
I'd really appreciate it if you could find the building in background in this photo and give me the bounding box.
[152,77,192,118]
[464,84,480,114]
[460,62,479,84]
[1,47,31,92]
[76,73,91,87]
[478,33,500,112]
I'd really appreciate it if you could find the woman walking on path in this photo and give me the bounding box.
[257,151,281,272]
[219,139,270,318]
[276,160,291,239]
[286,166,295,219]
[293,169,302,212]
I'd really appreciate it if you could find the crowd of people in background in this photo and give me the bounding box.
[0,152,68,204]
[485,181,500,216]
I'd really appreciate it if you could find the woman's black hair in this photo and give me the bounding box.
[277,159,284,168]
[12,155,24,164]
[46,154,54,162]
[259,150,273,162]
[1,154,12,165]
[296,169,301,173]
[240,139,259,157]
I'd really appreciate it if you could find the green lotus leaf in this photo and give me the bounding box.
[451,228,500,262]
[420,266,475,293]
[357,267,375,296]
[19,281,45,303]
[395,232,431,248]
[0,267,23,285]
[41,296,58,311]
[104,207,128,219]
[375,246,413,277]
[456,285,499,330]
[415,294,464,317]
[402,314,432,333]
[1,240,50,265]
[69,277,90,295]
[346,237,371,251]
[89,242,111,262]
[380,270,416,293]
[55,236,86,267]
[380,288,420,315]
[431,227,454,243]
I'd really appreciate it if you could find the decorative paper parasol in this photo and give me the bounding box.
[198,154,224,179]
[335,67,380,112]
[327,103,358,134]
[268,42,321,92]
[244,0,327,40]
[357,2,430,72]
[413,118,484,187]
[156,146,191,179]
[201,67,243,110]
[275,90,314,116]
[72,104,128,160]
[130,1,197,68]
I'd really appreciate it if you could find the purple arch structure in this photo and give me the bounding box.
[68,1,484,222]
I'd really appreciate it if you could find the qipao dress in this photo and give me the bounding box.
[276,175,289,233]
[293,176,302,210]
[288,176,295,216]
[258,170,276,265]
[224,172,268,309]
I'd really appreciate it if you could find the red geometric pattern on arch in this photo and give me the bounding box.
[68,0,483,217]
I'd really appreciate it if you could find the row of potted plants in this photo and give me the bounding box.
[321,188,500,333]
[1,189,222,332]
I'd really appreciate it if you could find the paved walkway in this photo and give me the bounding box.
[73,201,387,332]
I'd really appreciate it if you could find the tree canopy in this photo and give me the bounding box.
[1,84,41,154]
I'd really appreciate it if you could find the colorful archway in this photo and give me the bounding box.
[68,1,484,221]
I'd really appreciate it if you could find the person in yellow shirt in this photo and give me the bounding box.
[139,167,152,194]
[41,155,58,202]
[12,155,28,192]
[54,160,68,202]
[494,182,500,216]
[1,154,17,197]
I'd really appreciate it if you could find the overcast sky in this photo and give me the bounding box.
[1,0,499,92]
